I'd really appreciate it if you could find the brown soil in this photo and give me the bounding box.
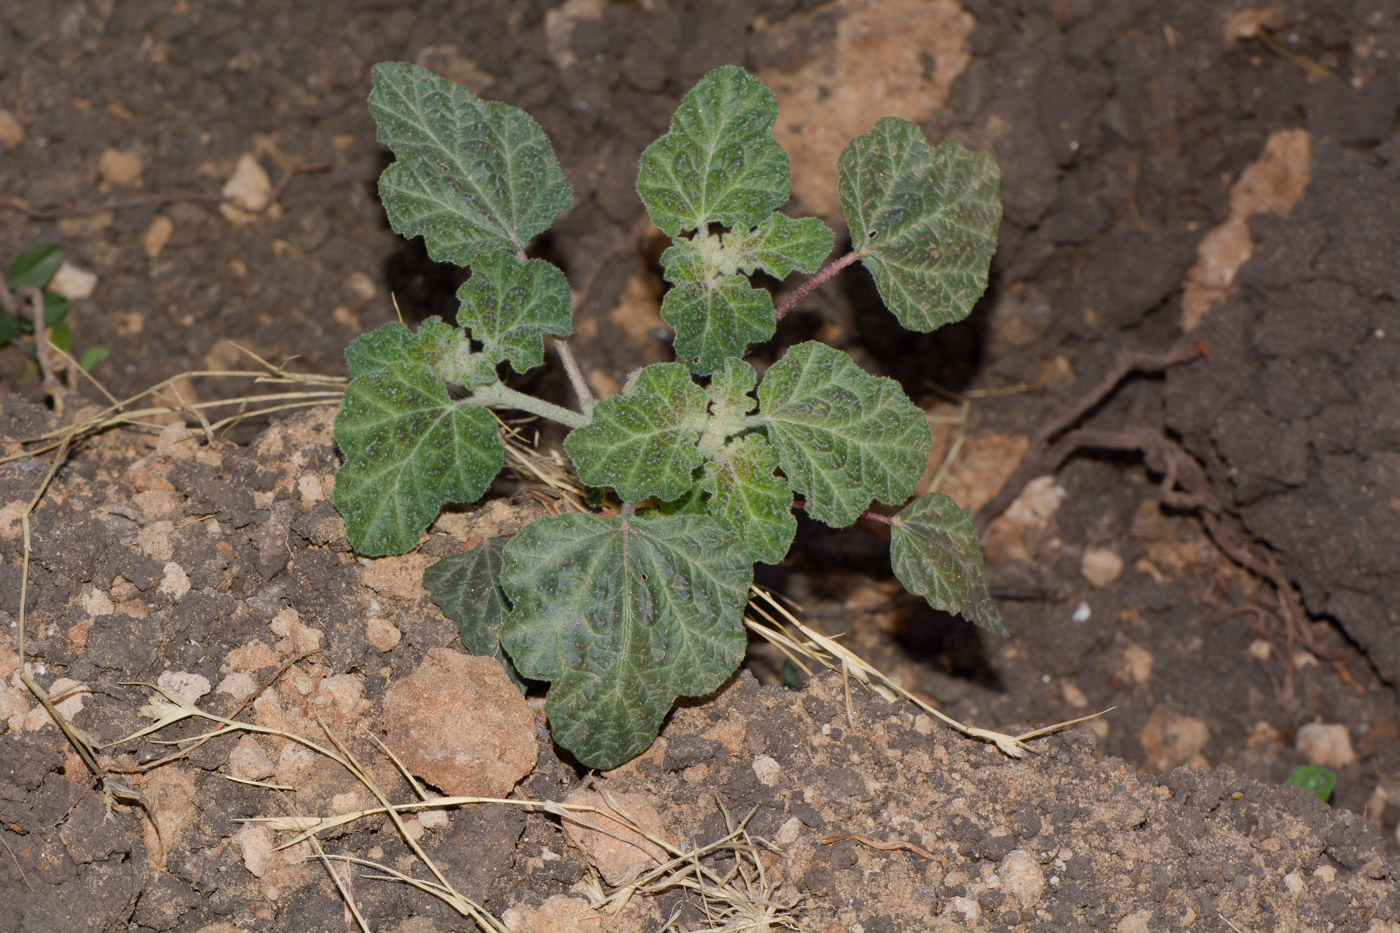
[2,1,1398,931]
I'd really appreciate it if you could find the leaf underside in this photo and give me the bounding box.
[702,434,796,565]
[333,361,503,556]
[839,118,1000,332]
[423,538,525,691]
[636,65,790,237]
[564,362,708,503]
[889,493,1005,634]
[757,342,931,527]
[456,252,572,374]
[369,62,571,266]
[499,512,751,769]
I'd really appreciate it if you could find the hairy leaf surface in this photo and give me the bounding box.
[499,512,751,769]
[345,318,459,378]
[722,213,834,278]
[565,363,707,503]
[702,435,796,565]
[637,66,789,237]
[369,62,571,265]
[757,342,930,527]
[456,252,572,374]
[6,243,63,289]
[423,538,525,690]
[660,239,774,375]
[889,493,1005,634]
[333,361,503,556]
[839,119,999,331]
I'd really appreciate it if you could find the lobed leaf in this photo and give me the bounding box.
[369,62,571,266]
[757,342,930,527]
[456,252,572,374]
[345,318,460,378]
[499,512,751,769]
[838,119,1000,331]
[702,434,796,565]
[636,65,790,237]
[889,493,1005,634]
[722,213,834,279]
[333,361,503,556]
[659,243,774,375]
[423,538,525,691]
[564,363,708,503]
[707,357,758,428]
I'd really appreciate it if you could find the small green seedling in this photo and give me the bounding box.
[1,244,109,371]
[1284,764,1337,803]
[335,63,1003,768]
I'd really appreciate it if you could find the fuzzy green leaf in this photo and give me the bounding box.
[702,435,796,565]
[345,318,460,378]
[707,358,758,427]
[723,213,834,278]
[839,119,1000,331]
[499,512,751,769]
[757,342,930,527]
[564,363,707,503]
[889,493,1005,634]
[424,538,525,691]
[369,62,571,266]
[456,252,572,374]
[6,244,63,289]
[636,66,790,237]
[660,241,774,375]
[333,361,503,556]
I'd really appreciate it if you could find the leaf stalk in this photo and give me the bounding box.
[773,248,865,322]
[468,381,588,429]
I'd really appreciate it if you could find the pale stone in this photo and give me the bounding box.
[502,894,603,933]
[752,754,781,786]
[1122,644,1154,684]
[143,215,174,257]
[383,647,536,797]
[1139,707,1210,771]
[159,561,190,600]
[220,154,273,223]
[1296,723,1356,769]
[950,896,980,922]
[776,816,804,846]
[1080,547,1124,587]
[0,108,23,148]
[215,672,258,702]
[347,270,377,301]
[1061,681,1089,710]
[229,735,275,781]
[81,589,114,618]
[366,615,401,653]
[561,788,672,886]
[1118,908,1154,933]
[999,849,1046,908]
[156,670,210,704]
[49,262,98,300]
[98,147,143,185]
[1283,870,1304,894]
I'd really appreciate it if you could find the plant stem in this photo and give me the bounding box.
[469,381,588,429]
[791,498,893,525]
[773,248,865,322]
[553,339,595,412]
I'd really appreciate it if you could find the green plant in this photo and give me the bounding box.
[1,243,109,371]
[334,63,1003,769]
[1284,764,1337,803]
